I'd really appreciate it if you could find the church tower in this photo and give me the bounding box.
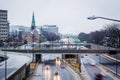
[31,12,36,31]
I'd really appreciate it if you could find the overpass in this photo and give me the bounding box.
[2,48,120,54]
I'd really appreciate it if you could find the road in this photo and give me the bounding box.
[44,62,74,80]
[79,45,120,80]
[0,51,31,80]
[49,65,74,80]
[82,54,114,80]
[88,54,120,75]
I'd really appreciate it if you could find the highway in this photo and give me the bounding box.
[88,54,120,75]
[2,40,119,80]
[82,54,114,80]
[44,61,75,80]
[80,46,114,80]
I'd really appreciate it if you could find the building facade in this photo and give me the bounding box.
[10,25,30,38]
[41,25,59,35]
[0,10,9,40]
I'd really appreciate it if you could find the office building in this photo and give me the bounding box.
[41,25,59,35]
[0,10,9,40]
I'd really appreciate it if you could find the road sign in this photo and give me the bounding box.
[83,41,87,45]
[71,63,81,72]
[30,62,36,70]
[76,41,81,46]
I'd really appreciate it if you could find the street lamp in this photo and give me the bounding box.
[4,42,8,80]
[31,30,35,62]
[87,15,120,22]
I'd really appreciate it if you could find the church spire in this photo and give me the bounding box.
[31,12,36,30]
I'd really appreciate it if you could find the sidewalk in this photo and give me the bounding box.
[27,64,43,80]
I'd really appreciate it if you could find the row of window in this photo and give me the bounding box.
[0,16,7,18]
[0,37,7,40]
[0,21,7,23]
[0,33,7,35]
[0,14,7,17]
[0,21,7,22]
[0,16,7,17]
[0,24,7,26]
[0,30,7,32]
[0,27,8,29]
[0,18,7,21]
[0,34,7,36]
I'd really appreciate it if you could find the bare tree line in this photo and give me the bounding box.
[78,23,120,48]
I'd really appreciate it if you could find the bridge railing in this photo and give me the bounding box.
[2,48,120,54]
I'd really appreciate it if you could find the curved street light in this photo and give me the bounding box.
[87,15,120,22]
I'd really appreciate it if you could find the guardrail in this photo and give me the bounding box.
[2,48,120,54]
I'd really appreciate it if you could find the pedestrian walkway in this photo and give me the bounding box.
[28,64,43,80]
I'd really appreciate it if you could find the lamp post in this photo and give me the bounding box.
[31,31,35,62]
[87,15,120,76]
[4,42,8,80]
[39,35,40,49]
[87,15,120,22]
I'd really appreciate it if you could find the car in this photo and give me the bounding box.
[60,64,65,69]
[95,73,103,80]
[81,55,84,58]
[53,71,61,80]
[96,54,99,56]
[54,71,59,75]
[46,66,50,70]
[55,57,61,66]
[88,58,96,66]
[91,62,96,66]
[85,54,87,56]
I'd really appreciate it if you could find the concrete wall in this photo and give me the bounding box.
[7,64,26,80]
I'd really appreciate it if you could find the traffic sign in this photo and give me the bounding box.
[83,41,87,45]
[30,62,36,70]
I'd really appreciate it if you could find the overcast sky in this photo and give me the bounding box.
[0,0,120,35]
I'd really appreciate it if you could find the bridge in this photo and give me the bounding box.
[2,48,119,54]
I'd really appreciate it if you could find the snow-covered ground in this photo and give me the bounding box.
[0,52,31,68]
[0,51,32,80]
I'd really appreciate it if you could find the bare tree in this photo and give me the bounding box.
[104,23,120,48]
